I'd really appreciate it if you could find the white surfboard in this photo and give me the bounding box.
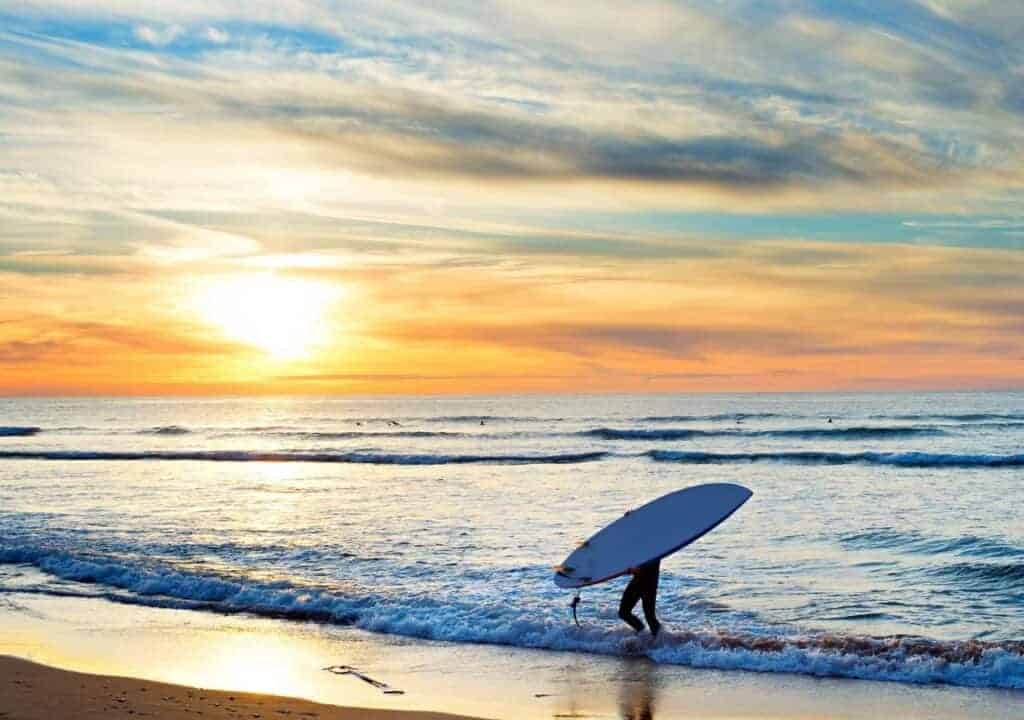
[553,483,752,589]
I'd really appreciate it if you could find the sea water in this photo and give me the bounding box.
[1,392,1022,690]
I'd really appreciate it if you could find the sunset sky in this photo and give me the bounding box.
[1,1,1022,395]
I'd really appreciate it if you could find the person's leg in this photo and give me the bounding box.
[639,570,661,636]
[618,576,645,632]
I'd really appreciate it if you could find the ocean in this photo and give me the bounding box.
[1,392,1022,690]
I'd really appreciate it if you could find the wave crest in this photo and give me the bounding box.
[0,426,40,437]
[0,449,608,465]
[877,413,1024,422]
[648,450,1024,468]
[930,562,1024,590]
[144,425,191,435]
[638,413,781,422]
[840,529,1024,559]
[585,426,943,441]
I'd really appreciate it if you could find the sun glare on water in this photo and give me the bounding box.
[196,274,339,361]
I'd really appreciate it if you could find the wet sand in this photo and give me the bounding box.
[0,656,480,720]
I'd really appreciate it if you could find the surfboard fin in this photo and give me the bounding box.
[552,564,574,575]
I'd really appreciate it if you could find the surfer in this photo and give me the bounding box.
[619,559,661,636]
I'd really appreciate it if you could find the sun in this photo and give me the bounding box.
[195,274,339,361]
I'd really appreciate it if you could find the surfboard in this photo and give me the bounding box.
[553,483,752,589]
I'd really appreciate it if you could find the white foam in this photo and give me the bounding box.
[3,546,1023,691]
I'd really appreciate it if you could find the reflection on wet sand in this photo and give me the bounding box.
[552,657,661,720]
[617,660,658,720]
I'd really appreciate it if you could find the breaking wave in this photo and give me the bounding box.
[144,425,191,435]
[0,426,40,437]
[585,426,943,441]
[4,447,1021,469]
[763,427,945,440]
[586,428,706,440]
[0,449,608,465]
[421,415,547,423]
[244,430,473,440]
[648,450,1024,468]
[875,413,1024,422]
[638,413,783,422]
[2,546,1023,690]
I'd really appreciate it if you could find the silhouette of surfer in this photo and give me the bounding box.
[619,559,661,636]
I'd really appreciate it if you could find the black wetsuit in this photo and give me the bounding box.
[618,559,661,635]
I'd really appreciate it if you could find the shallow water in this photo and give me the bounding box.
[1,392,1022,689]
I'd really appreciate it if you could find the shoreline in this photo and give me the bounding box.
[2,589,1022,720]
[0,655,482,720]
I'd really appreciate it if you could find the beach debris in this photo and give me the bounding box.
[322,665,405,695]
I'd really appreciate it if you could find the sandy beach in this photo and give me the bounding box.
[0,656,480,720]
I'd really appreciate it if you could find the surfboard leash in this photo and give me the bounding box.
[569,591,581,627]
[323,665,405,695]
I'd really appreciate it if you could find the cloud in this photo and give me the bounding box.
[0,339,64,363]
[375,314,1022,366]
[381,322,828,359]
[943,296,1024,336]
[902,219,1024,229]
[133,24,184,47]
[262,91,946,192]
[142,208,727,262]
[203,27,229,44]
[0,318,241,365]
[2,6,1018,218]
[55,320,240,355]
[277,372,578,382]
[0,256,123,275]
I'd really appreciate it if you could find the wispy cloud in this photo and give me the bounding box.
[133,24,183,47]
[203,27,229,44]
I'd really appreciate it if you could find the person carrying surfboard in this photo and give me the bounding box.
[619,559,661,636]
[554,484,752,636]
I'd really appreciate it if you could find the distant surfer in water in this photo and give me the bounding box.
[619,559,661,636]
